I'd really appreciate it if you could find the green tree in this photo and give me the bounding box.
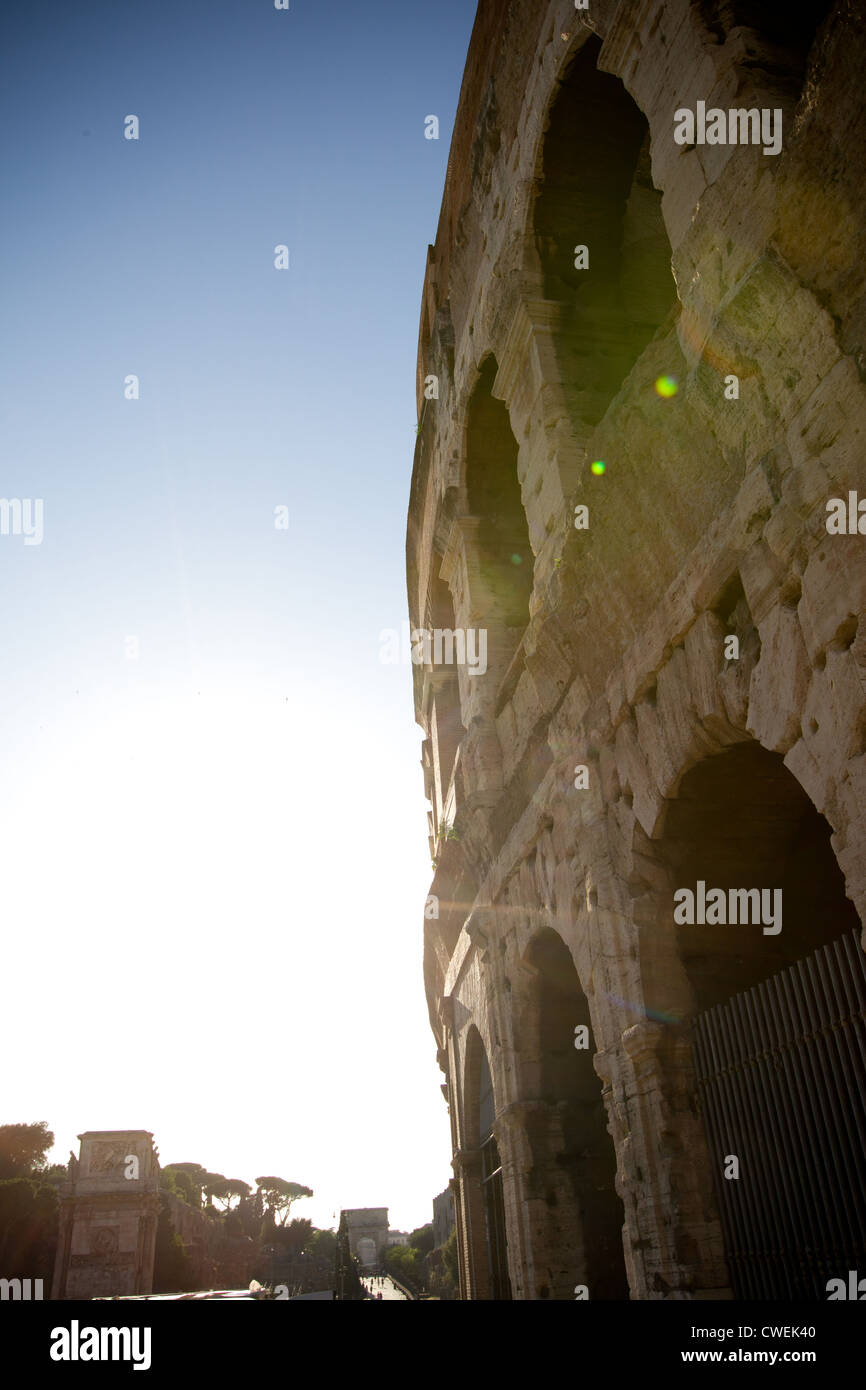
[308,1227,337,1262]
[152,1195,195,1294]
[385,1242,424,1287]
[0,1122,55,1180]
[201,1172,229,1211]
[162,1163,207,1207]
[442,1226,458,1285]
[159,1168,181,1198]
[0,1178,58,1279]
[211,1178,251,1215]
[254,1177,313,1226]
[409,1223,434,1256]
[233,1192,262,1240]
[275,1217,313,1254]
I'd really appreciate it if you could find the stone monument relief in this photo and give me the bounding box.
[51,1130,160,1300]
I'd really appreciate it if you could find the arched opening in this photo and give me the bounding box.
[696,1,833,90]
[356,1237,376,1268]
[531,35,676,430]
[477,1047,511,1300]
[663,743,859,1011]
[465,357,534,640]
[651,741,866,1298]
[426,560,465,832]
[520,929,628,1299]
[462,1026,512,1300]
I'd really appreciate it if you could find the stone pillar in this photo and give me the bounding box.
[497,1097,590,1301]
[452,1148,490,1299]
[50,1130,161,1300]
[493,1103,533,1301]
[451,1167,470,1300]
[619,1021,732,1299]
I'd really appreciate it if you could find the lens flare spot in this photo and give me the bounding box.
[654,374,679,398]
[510,553,523,566]
[590,460,606,476]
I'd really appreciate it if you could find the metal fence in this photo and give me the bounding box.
[693,928,866,1300]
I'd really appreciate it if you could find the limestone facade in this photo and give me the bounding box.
[432,1187,456,1249]
[51,1131,160,1299]
[407,0,866,1299]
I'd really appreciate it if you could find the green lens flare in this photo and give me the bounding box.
[590,460,606,475]
[654,374,678,398]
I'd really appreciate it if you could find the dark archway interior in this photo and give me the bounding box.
[465,1030,512,1300]
[478,1043,495,1141]
[465,357,533,632]
[662,743,859,1013]
[532,35,676,429]
[659,741,865,1300]
[525,929,628,1299]
[696,1,833,88]
[427,562,465,814]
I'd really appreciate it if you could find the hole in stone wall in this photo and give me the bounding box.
[464,1029,513,1300]
[829,614,858,651]
[712,571,761,668]
[426,560,466,818]
[466,356,534,633]
[652,735,865,1301]
[696,0,833,90]
[531,35,677,430]
[522,928,628,1299]
[711,572,747,628]
[660,742,858,1013]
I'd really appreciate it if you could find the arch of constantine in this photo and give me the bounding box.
[407,0,866,1299]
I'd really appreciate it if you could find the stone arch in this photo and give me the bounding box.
[525,32,678,435]
[425,556,466,833]
[630,728,865,1298]
[462,1023,489,1149]
[510,926,628,1299]
[668,744,857,1009]
[459,1024,512,1299]
[462,355,534,640]
[356,1237,376,1267]
[435,352,536,815]
[634,735,861,1020]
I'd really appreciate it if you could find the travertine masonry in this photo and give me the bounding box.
[407,0,866,1300]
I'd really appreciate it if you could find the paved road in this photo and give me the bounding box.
[361,1276,408,1301]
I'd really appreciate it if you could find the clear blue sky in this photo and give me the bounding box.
[0,0,476,1232]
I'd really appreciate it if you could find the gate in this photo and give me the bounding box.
[693,927,866,1300]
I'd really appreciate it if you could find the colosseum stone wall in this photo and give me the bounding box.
[406,0,866,1300]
